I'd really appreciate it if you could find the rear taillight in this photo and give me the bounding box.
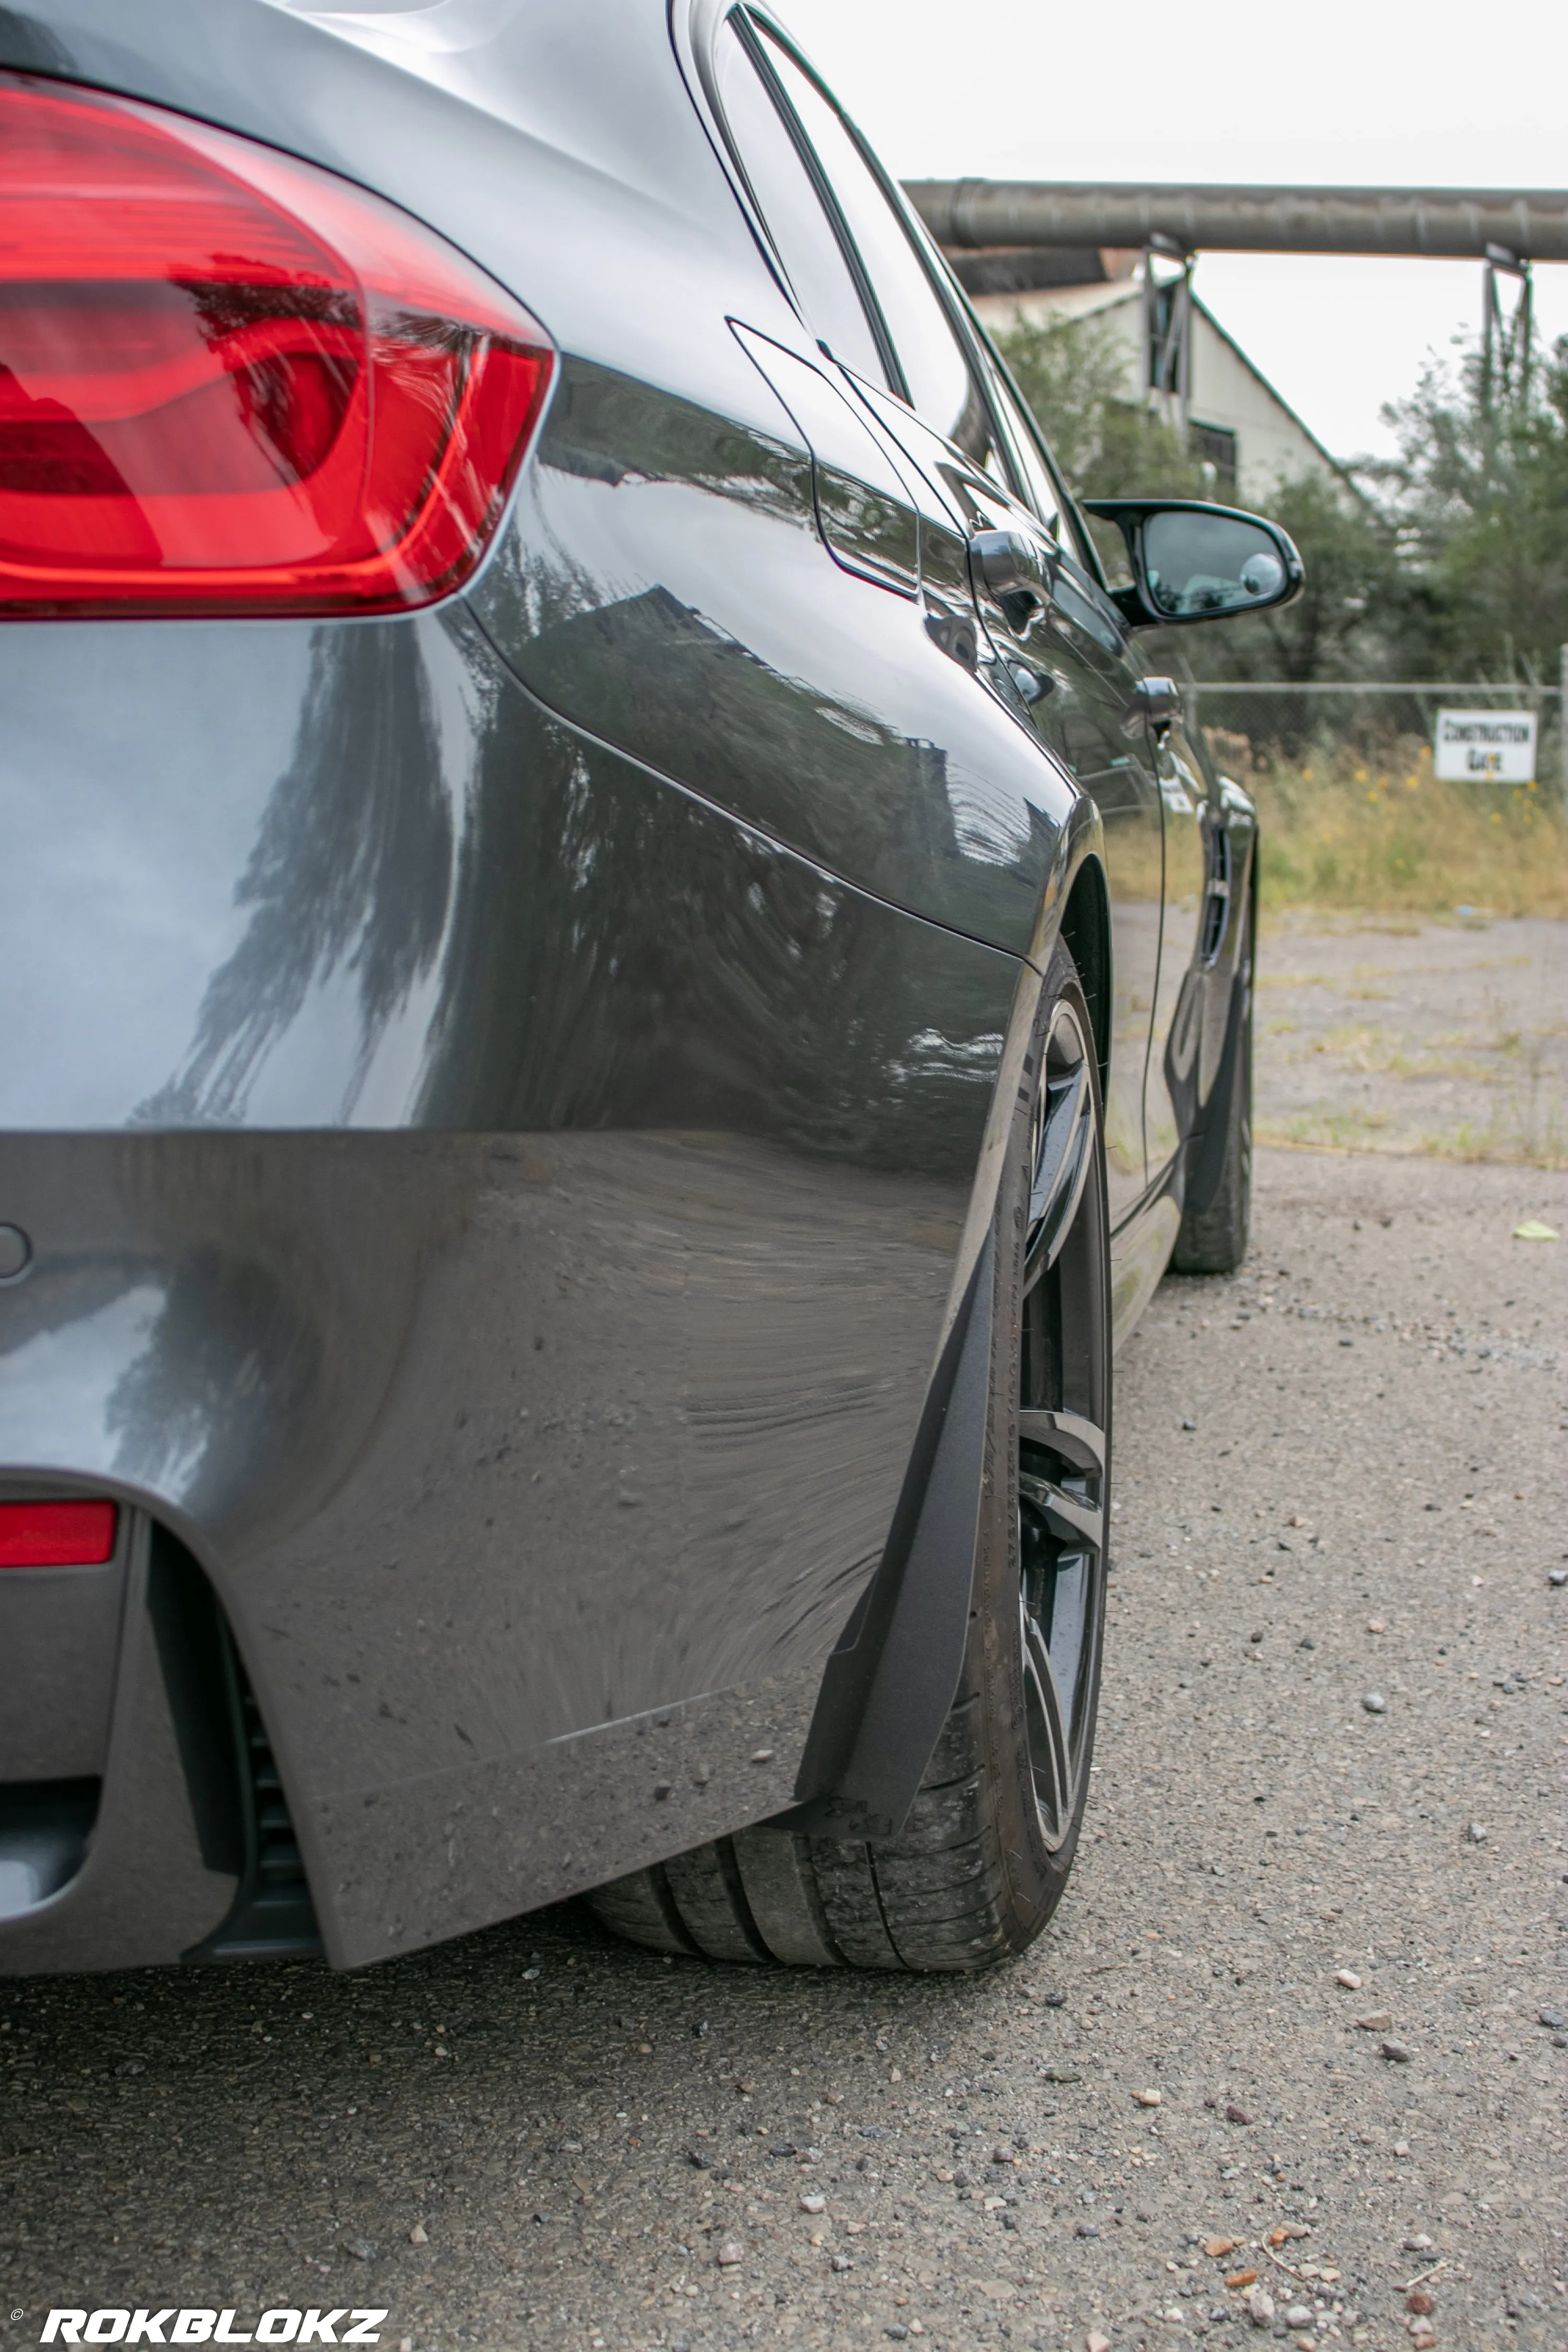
[0,1499,118,1565]
[0,73,554,617]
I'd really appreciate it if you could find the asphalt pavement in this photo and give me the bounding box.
[2,1145,1564,2352]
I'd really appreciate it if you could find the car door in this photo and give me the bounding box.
[741,20,1164,1223]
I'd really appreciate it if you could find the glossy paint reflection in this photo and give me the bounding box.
[470,358,1076,956]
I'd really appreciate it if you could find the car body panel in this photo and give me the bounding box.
[1144,721,1208,1180]
[471,353,1079,956]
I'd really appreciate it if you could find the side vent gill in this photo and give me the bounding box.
[1200,823,1232,964]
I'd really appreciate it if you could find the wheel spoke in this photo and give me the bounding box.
[1024,1058,1092,1293]
[1017,1468,1103,1551]
[1044,1549,1089,1740]
[1016,1406,1105,1472]
[1019,1595,1071,1829]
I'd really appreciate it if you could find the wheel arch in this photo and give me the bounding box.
[1056,845,1111,1107]
[767,881,1105,1848]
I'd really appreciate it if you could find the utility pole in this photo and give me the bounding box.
[1144,235,1193,436]
[1481,244,1534,415]
[1480,244,1534,504]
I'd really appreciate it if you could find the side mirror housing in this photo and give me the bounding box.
[1080,498,1304,629]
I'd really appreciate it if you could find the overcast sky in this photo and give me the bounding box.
[777,0,1568,466]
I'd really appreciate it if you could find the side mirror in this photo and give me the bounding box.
[1080,499,1304,628]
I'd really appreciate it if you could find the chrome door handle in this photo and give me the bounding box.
[968,526,1049,610]
[1132,674,1181,729]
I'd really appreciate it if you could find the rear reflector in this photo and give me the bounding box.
[0,73,554,616]
[0,1499,119,1566]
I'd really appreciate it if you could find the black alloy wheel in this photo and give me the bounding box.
[1017,987,1109,1856]
[582,938,1111,1968]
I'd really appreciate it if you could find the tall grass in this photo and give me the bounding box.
[1204,728,1568,917]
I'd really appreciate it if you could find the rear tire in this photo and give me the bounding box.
[582,938,1111,1971]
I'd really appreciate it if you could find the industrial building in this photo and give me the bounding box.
[944,244,1339,503]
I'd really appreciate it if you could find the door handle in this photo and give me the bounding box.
[1130,674,1181,733]
[968,527,1050,612]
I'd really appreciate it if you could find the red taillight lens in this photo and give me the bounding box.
[0,1499,119,1565]
[0,73,555,616]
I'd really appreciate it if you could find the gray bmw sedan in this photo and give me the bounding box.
[0,0,1294,1976]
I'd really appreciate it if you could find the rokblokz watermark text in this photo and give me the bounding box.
[38,2315,387,2345]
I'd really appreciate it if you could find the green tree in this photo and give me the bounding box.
[1170,468,1410,684]
[992,309,1204,500]
[1374,331,1568,681]
[994,307,1406,682]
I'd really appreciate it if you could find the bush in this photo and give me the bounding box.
[1210,731,1568,916]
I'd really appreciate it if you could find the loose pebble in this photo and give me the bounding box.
[1550,1567,1567,1587]
[798,2193,825,2214]
[1406,2289,1436,2315]
[1204,2236,1239,2258]
[1410,2325,1437,2350]
[1075,2220,1100,2238]
[1362,1691,1386,1713]
[1335,1970,1363,1990]
[344,2239,376,2262]
[1085,2334,1112,2352]
[1403,2233,1436,2252]
[1467,1820,1488,1843]
[407,2223,428,2246]
[1284,2306,1313,2330]
[1367,1618,1387,1633]
[1379,2037,1412,2062]
[830,2253,852,2273]
[1355,2010,1393,2031]
[1224,2103,1254,2124]
[1133,2086,1161,2106]
[1244,2285,1275,2328]
[1225,2268,1259,2289]
[716,2239,744,2266]
[1540,2007,1566,2029]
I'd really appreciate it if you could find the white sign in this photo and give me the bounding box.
[1434,708,1536,782]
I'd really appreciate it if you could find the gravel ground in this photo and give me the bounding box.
[2,1148,1565,2352]
[1253,913,1566,1164]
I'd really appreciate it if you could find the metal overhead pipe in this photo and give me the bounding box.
[903,180,1568,262]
